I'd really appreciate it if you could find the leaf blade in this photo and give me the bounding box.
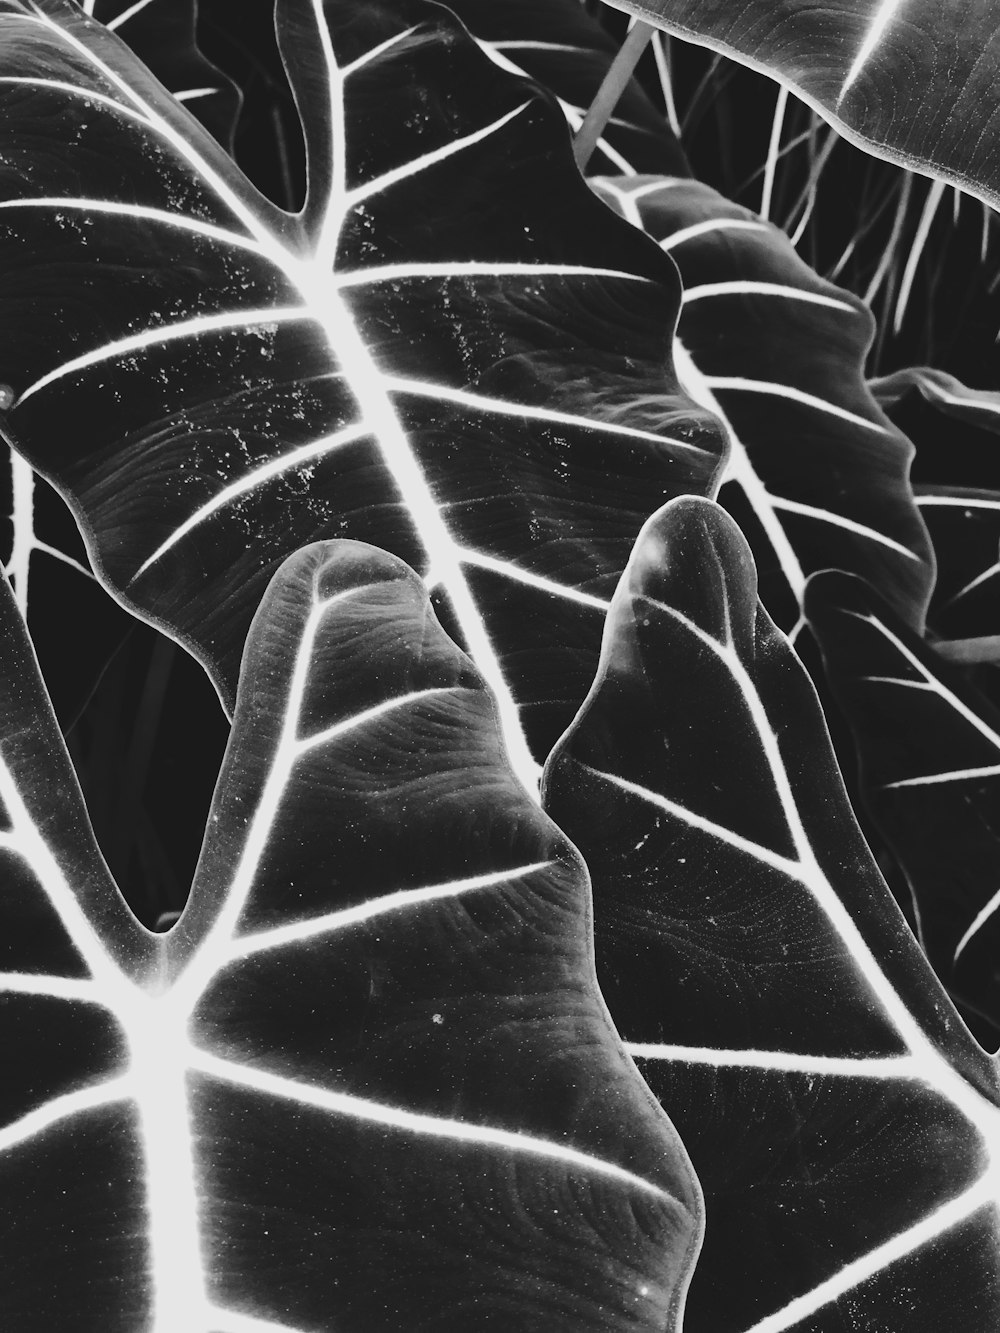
[601,0,1000,215]
[543,495,1000,1330]
[0,0,725,780]
[0,535,703,1327]
[592,175,934,632]
[807,569,1000,1033]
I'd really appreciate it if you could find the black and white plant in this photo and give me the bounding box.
[1,1,999,1328]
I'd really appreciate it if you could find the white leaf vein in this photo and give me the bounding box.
[0,1075,131,1152]
[627,1044,917,1078]
[842,610,1000,753]
[191,1049,672,1199]
[456,548,611,610]
[741,1178,994,1333]
[227,861,556,961]
[0,197,265,259]
[682,281,857,312]
[381,373,711,453]
[771,497,922,560]
[703,375,889,434]
[346,103,533,210]
[18,306,309,405]
[132,420,366,582]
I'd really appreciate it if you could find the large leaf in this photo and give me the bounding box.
[1,0,239,604]
[600,0,1000,212]
[0,0,724,790]
[807,570,1000,1035]
[543,496,1000,1331]
[0,0,237,681]
[0,536,701,1328]
[0,0,244,912]
[592,174,934,632]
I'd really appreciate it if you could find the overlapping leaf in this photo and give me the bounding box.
[543,496,1000,1331]
[0,536,701,1329]
[600,0,1000,212]
[870,367,1000,440]
[0,0,724,789]
[808,570,1000,1035]
[1,0,238,598]
[592,174,933,632]
[445,0,689,176]
[0,0,240,722]
[869,367,1000,646]
[914,487,1000,644]
[90,0,240,149]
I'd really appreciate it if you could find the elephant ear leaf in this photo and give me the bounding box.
[543,495,1000,1332]
[0,537,702,1328]
[0,0,724,787]
[0,0,241,742]
[807,569,1000,1035]
[601,0,1000,211]
[593,175,934,634]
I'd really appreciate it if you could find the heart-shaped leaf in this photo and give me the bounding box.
[0,0,724,789]
[807,569,1000,1034]
[0,535,701,1328]
[543,495,1000,1331]
[599,0,1000,212]
[592,174,933,632]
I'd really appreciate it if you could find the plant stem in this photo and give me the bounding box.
[573,20,655,173]
[760,85,788,221]
[933,635,1000,665]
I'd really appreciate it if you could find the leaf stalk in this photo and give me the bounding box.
[933,635,1000,666]
[573,20,655,173]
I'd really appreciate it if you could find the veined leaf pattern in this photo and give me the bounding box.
[1,0,239,623]
[914,487,1000,643]
[0,0,724,789]
[600,0,1000,213]
[444,0,690,177]
[870,367,1000,441]
[868,367,1000,647]
[543,496,1000,1331]
[592,174,934,634]
[89,0,240,150]
[808,570,1000,1035]
[0,538,701,1328]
